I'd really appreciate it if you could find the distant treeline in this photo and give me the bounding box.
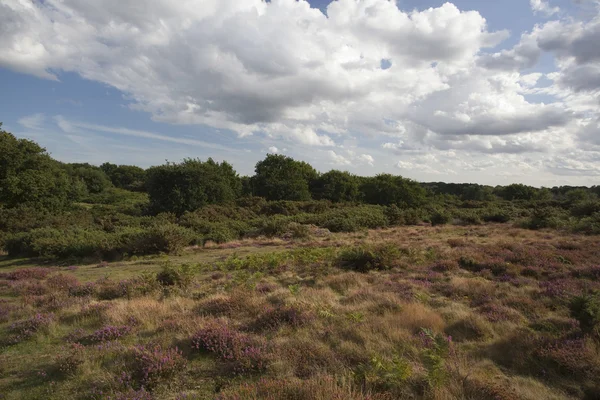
[1,123,599,260]
[1,123,598,215]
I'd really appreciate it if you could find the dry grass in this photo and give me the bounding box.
[1,224,599,399]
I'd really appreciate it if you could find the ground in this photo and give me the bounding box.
[1,224,599,399]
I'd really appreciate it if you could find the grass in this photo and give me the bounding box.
[1,224,599,399]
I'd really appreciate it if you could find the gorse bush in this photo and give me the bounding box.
[338,244,400,272]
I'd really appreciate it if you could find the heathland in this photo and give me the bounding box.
[1,124,600,399]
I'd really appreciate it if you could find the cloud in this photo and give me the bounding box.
[1,0,600,185]
[53,116,238,152]
[18,113,45,130]
[268,146,279,153]
[530,0,560,16]
[326,150,351,166]
[0,0,507,146]
[358,154,374,166]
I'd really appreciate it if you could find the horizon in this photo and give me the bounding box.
[1,0,599,187]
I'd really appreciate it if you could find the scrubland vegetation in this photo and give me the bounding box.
[2,124,600,399]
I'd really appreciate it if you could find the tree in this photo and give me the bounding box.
[311,170,360,202]
[100,163,147,191]
[252,154,318,201]
[497,184,537,201]
[146,158,241,215]
[0,125,72,210]
[65,163,113,194]
[360,174,426,207]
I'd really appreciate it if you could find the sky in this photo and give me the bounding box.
[0,0,599,186]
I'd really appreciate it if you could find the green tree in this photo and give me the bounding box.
[311,170,360,202]
[0,125,72,210]
[100,163,147,191]
[65,163,113,194]
[497,183,537,201]
[360,174,426,207]
[252,154,318,201]
[146,158,241,215]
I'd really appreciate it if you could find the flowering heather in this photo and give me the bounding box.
[0,299,17,323]
[88,325,133,343]
[46,273,80,291]
[130,344,186,387]
[249,305,313,331]
[191,322,269,372]
[55,343,85,375]
[68,281,97,297]
[8,313,54,343]
[0,267,53,281]
[478,304,521,323]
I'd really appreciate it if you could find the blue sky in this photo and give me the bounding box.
[1,0,599,185]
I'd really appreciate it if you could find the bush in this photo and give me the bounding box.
[155,263,194,289]
[338,244,400,272]
[521,207,566,230]
[482,208,511,223]
[128,223,195,255]
[430,210,451,226]
[129,344,186,388]
[4,227,116,259]
[191,321,269,372]
[8,313,54,343]
[569,293,600,336]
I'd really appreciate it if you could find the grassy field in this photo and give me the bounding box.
[1,224,600,399]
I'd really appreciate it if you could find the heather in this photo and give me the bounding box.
[1,224,599,399]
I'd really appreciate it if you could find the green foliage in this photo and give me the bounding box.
[146,158,241,215]
[522,207,567,230]
[482,208,511,223]
[360,174,426,207]
[311,170,360,202]
[100,162,147,191]
[320,206,389,232]
[355,355,412,391]
[498,183,537,201]
[572,212,600,235]
[0,128,72,210]
[430,209,451,226]
[65,163,113,194]
[420,328,450,388]
[252,154,318,201]
[156,262,195,289]
[129,222,196,255]
[337,243,400,272]
[569,293,600,336]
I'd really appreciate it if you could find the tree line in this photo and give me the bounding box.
[1,123,598,216]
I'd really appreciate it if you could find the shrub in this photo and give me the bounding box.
[155,263,194,289]
[88,325,132,343]
[522,207,566,230]
[338,244,400,272]
[569,293,600,336]
[55,343,86,375]
[191,321,269,372]
[5,227,116,259]
[128,223,195,255]
[430,210,451,226]
[129,344,186,388]
[482,208,511,223]
[248,305,313,332]
[0,267,53,281]
[8,313,54,343]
